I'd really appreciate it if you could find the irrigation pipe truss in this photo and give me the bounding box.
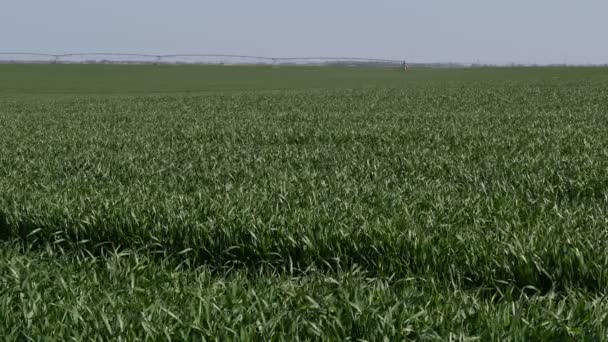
[0,52,405,64]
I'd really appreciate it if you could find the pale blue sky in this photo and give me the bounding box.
[1,0,606,64]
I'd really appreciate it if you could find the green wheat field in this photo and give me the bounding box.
[1,64,608,340]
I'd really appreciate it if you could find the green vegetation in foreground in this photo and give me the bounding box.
[1,65,608,339]
[2,242,607,340]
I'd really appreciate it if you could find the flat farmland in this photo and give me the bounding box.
[1,65,608,340]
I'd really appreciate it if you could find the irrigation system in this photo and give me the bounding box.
[0,52,409,67]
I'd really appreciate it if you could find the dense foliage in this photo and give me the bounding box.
[1,66,607,339]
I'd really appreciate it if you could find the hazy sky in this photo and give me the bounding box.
[1,0,606,64]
